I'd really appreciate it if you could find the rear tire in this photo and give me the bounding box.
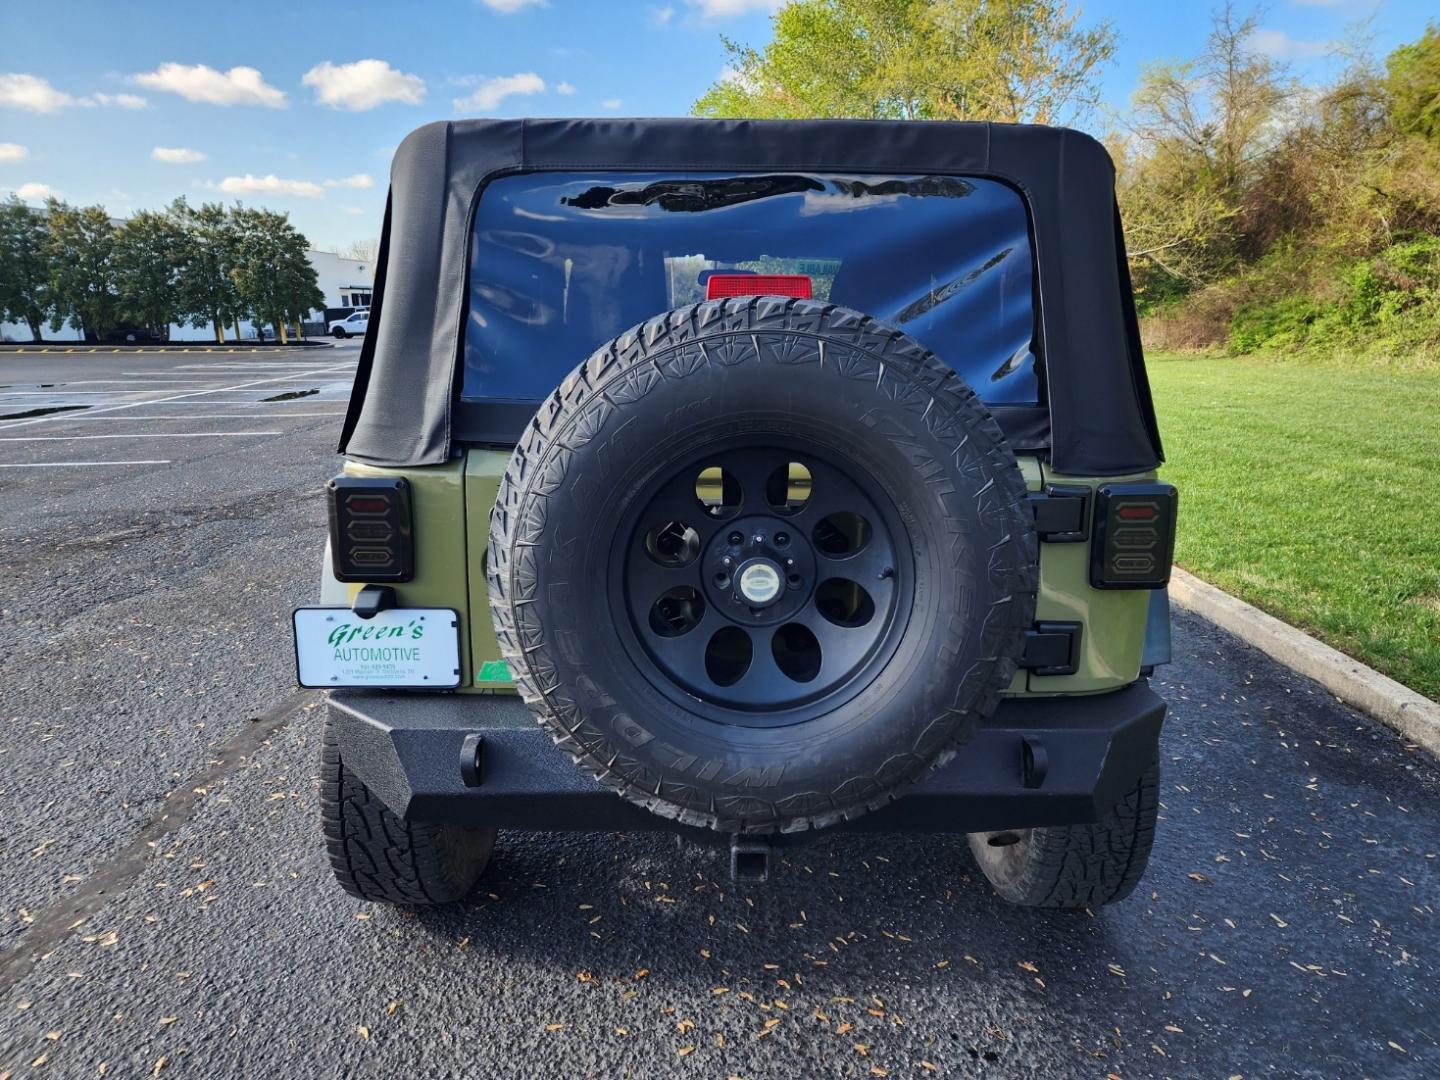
[320,718,495,905]
[332,327,347,338]
[968,751,1159,908]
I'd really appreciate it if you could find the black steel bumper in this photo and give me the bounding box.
[326,683,1165,837]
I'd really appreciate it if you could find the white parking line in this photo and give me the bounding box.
[0,460,171,468]
[64,413,346,420]
[114,376,256,381]
[9,384,334,393]
[46,387,336,393]
[75,402,343,409]
[0,362,354,432]
[178,363,349,370]
[0,431,281,441]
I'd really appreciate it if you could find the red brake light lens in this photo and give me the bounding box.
[1116,504,1159,522]
[345,496,390,514]
[706,273,813,300]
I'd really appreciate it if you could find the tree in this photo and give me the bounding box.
[44,200,119,342]
[1386,22,1440,141]
[230,207,324,344]
[1108,133,1240,293]
[1129,5,1291,197]
[0,196,52,341]
[336,238,379,263]
[693,0,1116,126]
[114,207,188,340]
[1118,4,1293,290]
[173,199,241,343]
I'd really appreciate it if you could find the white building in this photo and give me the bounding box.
[0,249,375,343]
[307,250,375,312]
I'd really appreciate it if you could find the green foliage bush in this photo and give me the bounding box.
[1219,236,1440,358]
[1350,236,1440,318]
[1228,296,1324,353]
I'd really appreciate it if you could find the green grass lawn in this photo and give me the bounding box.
[1146,354,1440,701]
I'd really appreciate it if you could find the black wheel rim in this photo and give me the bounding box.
[612,438,912,727]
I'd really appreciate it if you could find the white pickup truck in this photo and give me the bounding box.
[328,309,369,338]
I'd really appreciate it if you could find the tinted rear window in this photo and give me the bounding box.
[463,171,1038,406]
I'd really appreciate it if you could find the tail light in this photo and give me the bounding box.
[706,273,813,300]
[327,476,413,582]
[1090,483,1177,589]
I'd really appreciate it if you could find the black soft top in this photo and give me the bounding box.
[338,117,1162,476]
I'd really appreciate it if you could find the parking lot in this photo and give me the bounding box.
[0,344,1436,1078]
[0,344,356,493]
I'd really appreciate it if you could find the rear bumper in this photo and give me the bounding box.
[327,684,1165,836]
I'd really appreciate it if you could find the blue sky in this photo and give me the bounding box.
[1,0,1434,252]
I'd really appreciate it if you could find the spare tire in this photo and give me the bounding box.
[488,297,1037,833]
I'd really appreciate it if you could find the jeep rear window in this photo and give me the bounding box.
[462,171,1038,408]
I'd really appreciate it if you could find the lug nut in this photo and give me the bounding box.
[774,531,790,546]
[728,531,744,546]
[752,534,765,546]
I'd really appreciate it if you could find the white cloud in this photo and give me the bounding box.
[217,173,324,198]
[93,92,148,109]
[342,206,366,216]
[134,63,286,107]
[1250,28,1333,59]
[687,0,782,17]
[0,142,28,163]
[556,81,577,95]
[0,73,79,112]
[0,74,153,112]
[152,146,207,164]
[453,72,546,111]
[324,173,374,189]
[600,98,623,110]
[302,59,425,110]
[649,4,676,25]
[14,182,58,201]
[479,0,547,11]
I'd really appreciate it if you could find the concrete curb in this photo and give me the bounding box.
[1169,567,1440,757]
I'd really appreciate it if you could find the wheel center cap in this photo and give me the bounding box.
[737,560,783,605]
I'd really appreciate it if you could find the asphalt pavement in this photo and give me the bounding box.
[0,344,1435,1079]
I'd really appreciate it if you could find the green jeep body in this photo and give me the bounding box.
[333,453,1160,696]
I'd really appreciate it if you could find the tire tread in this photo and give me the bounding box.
[971,753,1160,908]
[320,716,493,905]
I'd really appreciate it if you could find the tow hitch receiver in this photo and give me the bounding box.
[730,836,773,884]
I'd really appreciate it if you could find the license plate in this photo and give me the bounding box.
[293,607,461,688]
